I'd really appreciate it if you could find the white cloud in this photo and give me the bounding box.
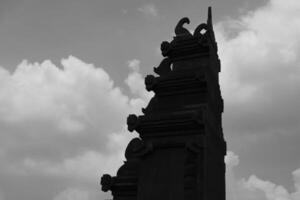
[138,4,159,17]
[216,0,300,144]
[1,0,300,200]
[216,1,300,197]
[0,56,132,134]
[125,59,153,110]
[225,151,240,168]
[127,59,140,72]
[0,55,144,140]
[226,151,300,200]
[0,56,149,200]
[21,129,132,182]
[244,175,290,200]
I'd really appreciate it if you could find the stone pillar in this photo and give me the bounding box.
[101,7,226,200]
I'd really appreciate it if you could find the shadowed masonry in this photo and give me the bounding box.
[101,7,226,200]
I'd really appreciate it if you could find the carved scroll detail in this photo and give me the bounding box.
[175,17,192,37]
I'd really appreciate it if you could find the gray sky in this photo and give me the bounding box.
[0,0,299,200]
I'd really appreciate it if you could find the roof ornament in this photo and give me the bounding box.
[175,17,193,37]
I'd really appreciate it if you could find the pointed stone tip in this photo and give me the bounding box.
[207,6,212,25]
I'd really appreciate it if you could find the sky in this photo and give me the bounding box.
[0,0,299,200]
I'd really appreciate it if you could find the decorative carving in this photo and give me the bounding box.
[127,114,139,132]
[145,75,157,91]
[142,96,157,115]
[175,17,192,37]
[100,174,114,192]
[101,7,226,200]
[161,41,172,57]
[193,23,208,44]
[154,58,172,77]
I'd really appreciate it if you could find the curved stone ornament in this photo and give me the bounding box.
[193,23,208,44]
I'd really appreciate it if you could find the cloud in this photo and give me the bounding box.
[0,56,140,167]
[138,4,159,17]
[226,151,300,200]
[127,59,140,72]
[215,0,300,193]
[22,150,120,181]
[20,129,132,182]
[225,151,240,168]
[125,59,153,102]
[1,0,300,200]
[0,56,149,200]
[217,0,300,134]
[214,1,300,179]
[0,56,131,133]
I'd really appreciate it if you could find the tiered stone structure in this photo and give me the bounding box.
[101,7,226,200]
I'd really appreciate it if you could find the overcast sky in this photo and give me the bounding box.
[0,0,299,200]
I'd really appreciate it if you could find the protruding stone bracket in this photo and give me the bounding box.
[145,75,157,91]
[127,114,140,132]
[100,174,114,192]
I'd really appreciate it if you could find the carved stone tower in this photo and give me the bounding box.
[101,7,226,200]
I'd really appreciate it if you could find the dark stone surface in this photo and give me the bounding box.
[101,7,226,200]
